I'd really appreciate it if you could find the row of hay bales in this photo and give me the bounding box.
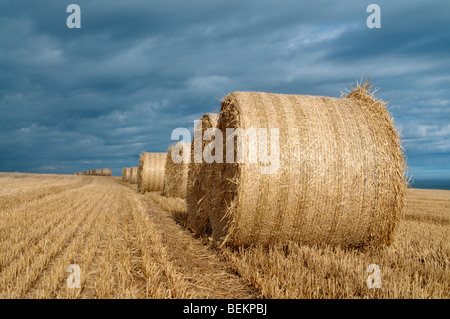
[123,81,407,248]
[74,169,111,176]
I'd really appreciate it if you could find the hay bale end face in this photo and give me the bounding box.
[186,113,219,235]
[122,168,128,182]
[137,153,166,193]
[162,142,190,199]
[205,83,406,248]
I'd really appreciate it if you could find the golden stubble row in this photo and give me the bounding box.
[218,190,449,299]
[0,182,110,298]
[0,182,97,266]
[0,175,192,298]
[1,174,448,299]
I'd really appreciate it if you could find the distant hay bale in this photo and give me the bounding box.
[129,167,138,184]
[186,113,219,235]
[123,167,131,182]
[137,153,166,193]
[76,171,83,175]
[122,168,128,181]
[162,142,190,199]
[205,82,407,248]
[101,168,112,176]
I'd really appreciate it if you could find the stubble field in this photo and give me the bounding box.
[0,173,448,299]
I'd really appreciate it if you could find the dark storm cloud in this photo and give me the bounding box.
[0,0,449,178]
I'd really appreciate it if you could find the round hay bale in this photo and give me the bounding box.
[101,168,112,176]
[129,167,138,184]
[137,153,166,193]
[207,82,407,248]
[122,168,128,181]
[186,113,219,235]
[124,167,132,182]
[162,142,190,199]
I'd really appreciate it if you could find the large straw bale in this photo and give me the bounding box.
[129,167,138,184]
[162,142,190,199]
[137,153,166,193]
[101,168,112,176]
[122,168,128,182]
[205,82,407,248]
[186,113,219,235]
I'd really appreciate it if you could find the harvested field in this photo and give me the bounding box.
[0,173,448,299]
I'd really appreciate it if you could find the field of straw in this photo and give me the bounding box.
[0,172,448,299]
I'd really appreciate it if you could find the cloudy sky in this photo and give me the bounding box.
[0,0,449,180]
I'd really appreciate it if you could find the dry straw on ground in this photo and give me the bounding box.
[163,142,190,199]
[204,81,407,248]
[137,153,166,193]
[186,113,219,235]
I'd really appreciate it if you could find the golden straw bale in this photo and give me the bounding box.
[206,81,406,248]
[129,167,138,184]
[162,142,190,199]
[137,153,166,193]
[186,113,219,235]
